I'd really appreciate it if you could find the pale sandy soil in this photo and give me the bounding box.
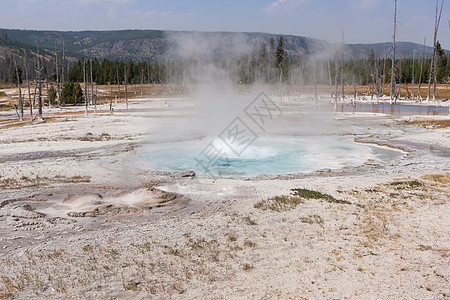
[0,96,449,299]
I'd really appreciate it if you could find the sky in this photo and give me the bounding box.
[1,0,449,49]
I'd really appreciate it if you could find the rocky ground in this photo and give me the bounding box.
[0,96,449,299]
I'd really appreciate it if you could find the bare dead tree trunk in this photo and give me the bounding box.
[374,56,380,102]
[298,62,304,97]
[147,60,151,85]
[46,75,49,108]
[334,54,339,107]
[141,68,144,95]
[6,94,20,120]
[90,58,95,112]
[427,0,444,101]
[24,52,32,121]
[412,51,415,100]
[38,76,42,120]
[398,53,402,99]
[340,30,345,100]
[13,56,23,121]
[367,56,374,102]
[32,78,37,108]
[61,38,66,106]
[110,83,113,113]
[390,0,397,104]
[433,61,439,100]
[55,41,60,107]
[418,37,426,101]
[382,52,387,96]
[359,72,364,99]
[352,74,357,104]
[87,60,91,105]
[117,65,121,103]
[313,54,318,104]
[83,59,88,114]
[325,41,333,99]
[124,67,128,111]
[35,48,43,120]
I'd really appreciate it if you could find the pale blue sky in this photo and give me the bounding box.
[2,0,449,48]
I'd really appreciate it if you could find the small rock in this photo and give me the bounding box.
[175,170,196,178]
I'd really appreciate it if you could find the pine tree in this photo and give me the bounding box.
[275,37,284,66]
[257,43,268,81]
[275,37,285,82]
[435,41,447,83]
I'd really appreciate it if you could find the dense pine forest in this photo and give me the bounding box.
[1,35,449,106]
[64,40,448,86]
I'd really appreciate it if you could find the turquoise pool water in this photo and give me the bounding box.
[141,140,309,177]
[138,136,401,177]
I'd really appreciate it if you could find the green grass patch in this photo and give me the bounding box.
[255,188,351,212]
[390,180,423,188]
[291,188,351,205]
[254,195,303,212]
[299,214,324,226]
[243,216,257,225]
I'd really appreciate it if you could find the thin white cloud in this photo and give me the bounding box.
[130,9,193,19]
[76,0,135,5]
[264,0,307,14]
[348,0,380,11]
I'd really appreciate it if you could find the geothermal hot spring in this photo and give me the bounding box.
[139,136,400,177]
[134,94,404,178]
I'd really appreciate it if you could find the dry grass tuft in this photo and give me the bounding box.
[78,132,111,142]
[421,173,450,185]
[255,188,350,212]
[254,195,303,212]
[242,216,257,225]
[404,119,450,129]
[292,188,351,205]
[389,179,423,189]
[0,175,91,189]
[299,214,324,227]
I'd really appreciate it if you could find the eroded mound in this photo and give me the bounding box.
[64,188,185,217]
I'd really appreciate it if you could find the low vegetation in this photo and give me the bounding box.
[242,216,257,225]
[404,119,450,129]
[254,195,303,212]
[389,179,423,189]
[254,188,351,212]
[291,188,352,205]
[1,174,448,298]
[78,132,111,142]
[299,214,324,226]
[0,175,91,188]
[421,173,450,184]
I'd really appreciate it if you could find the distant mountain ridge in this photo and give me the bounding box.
[0,28,439,62]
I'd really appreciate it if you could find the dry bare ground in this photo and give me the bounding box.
[0,174,448,299]
[0,96,448,299]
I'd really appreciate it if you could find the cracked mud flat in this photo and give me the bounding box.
[0,98,449,299]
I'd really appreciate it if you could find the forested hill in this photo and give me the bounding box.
[0,28,437,62]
